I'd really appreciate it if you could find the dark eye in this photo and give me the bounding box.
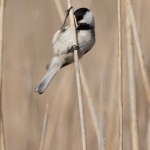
[76,15,83,22]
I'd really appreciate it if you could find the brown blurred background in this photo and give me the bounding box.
[2,0,150,150]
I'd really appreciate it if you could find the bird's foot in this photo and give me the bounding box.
[60,6,73,31]
[68,45,79,53]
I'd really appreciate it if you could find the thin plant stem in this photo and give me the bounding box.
[66,0,87,150]
[39,103,49,150]
[118,0,123,149]
[98,62,107,150]
[126,2,139,149]
[80,65,101,149]
[54,1,100,150]
[0,0,5,149]
[127,0,150,102]
[147,106,150,150]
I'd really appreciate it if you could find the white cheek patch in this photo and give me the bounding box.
[83,11,95,26]
[78,19,86,24]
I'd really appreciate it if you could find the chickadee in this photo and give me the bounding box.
[35,7,96,94]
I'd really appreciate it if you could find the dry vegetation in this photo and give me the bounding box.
[0,0,150,150]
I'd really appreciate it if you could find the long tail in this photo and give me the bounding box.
[35,57,61,94]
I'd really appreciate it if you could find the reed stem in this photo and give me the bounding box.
[0,0,5,149]
[118,0,123,149]
[127,0,150,102]
[66,1,87,150]
[126,2,139,149]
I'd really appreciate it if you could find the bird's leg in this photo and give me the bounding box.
[60,6,73,31]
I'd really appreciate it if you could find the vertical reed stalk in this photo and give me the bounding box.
[80,65,101,149]
[39,103,49,150]
[0,0,5,150]
[98,69,105,150]
[66,1,87,150]
[148,106,150,150]
[127,0,150,102]
[54,1,100,149]
[118,0,123,149]
[126,2,139,149]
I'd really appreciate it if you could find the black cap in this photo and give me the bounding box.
[74,8,90,22]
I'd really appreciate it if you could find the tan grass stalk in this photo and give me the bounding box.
[98,61,107,150]
[39,103,49,150]
[126,3,139,150]
[148,106,150,150]
[80,65,101,149]
[105,61,118,150]
[66,1,87,150]
[118,0,123,149]
[54,1,100,149]
[0,0,5,150]
[127,0,150,102]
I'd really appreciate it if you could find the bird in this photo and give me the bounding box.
[35,7,96,94]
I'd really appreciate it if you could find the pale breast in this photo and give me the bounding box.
[52,27,95,58]
[77,29,95,57]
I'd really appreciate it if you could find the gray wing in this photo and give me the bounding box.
[52,26,73,56]
[52,27,95,58]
